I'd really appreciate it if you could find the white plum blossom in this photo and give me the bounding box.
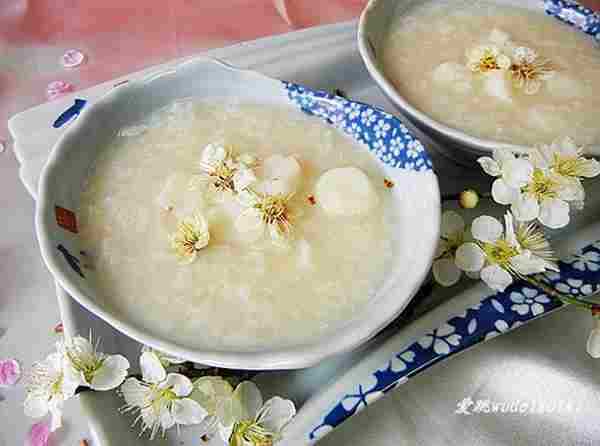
[199,144,258,196]
[219,381,296,446]
[479,148,577,229]
[508,46,555,95]
[509,288,550,316]
[170,213,211,264]
[466,44,511,73]
[478,148,533,204]
[235,190,294,245]
[455,213,558,292]
[528,137,600,204]
[24,348,79,432]
[432,210,468,287]
[63,335,129,391]
[141,346,186,368]
[121,354,208,439]
[188,375,234,433]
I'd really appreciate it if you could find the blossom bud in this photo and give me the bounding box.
[459,189,479,209]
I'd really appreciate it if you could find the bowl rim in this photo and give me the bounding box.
[357,0,536,156]
[36,57,440,370]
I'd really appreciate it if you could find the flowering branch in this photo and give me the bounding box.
[23,336,296,445]
[432,136,600,356]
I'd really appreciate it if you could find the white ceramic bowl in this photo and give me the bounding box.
[357,0,597,162]
[36,57,440,370]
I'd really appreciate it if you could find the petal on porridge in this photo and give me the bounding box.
[482,70,512,102]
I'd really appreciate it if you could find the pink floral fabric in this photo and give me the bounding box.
[0,0,367,141]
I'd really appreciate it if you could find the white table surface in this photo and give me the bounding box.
[0,145,91,445]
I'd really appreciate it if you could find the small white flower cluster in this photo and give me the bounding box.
[120,349,295,444]
[170,144,304,263]
[24,337,296,445]
[433,211,557,292]
[24,335,130,431]
[479,137,599,229]
[464,28,555,96]
[433,137,599,292]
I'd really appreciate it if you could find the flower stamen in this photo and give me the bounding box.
[523,169,559,201]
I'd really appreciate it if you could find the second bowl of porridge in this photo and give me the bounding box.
[358,0,600,161]
[36,58,440,370]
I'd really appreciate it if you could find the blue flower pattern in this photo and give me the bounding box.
[308,240,600,442]
[545,0,600,41]
[283,82,433,172]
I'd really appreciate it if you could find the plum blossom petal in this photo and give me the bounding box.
[163,373,193,397]
[26,420,51,446]
[455,243,486,272]
[0,358,21,387]
[440,210,465,237]
[221,381,296,446]
[63,335,129,391]
[140,351,167,384]
[587,319,600,358]
[46,81,73,100]
[491,179,519,205]
[510,251,548,275]
[257,396,296,433]
[480,264,513,292]
[171,398,208,425]
[538,198,570,229]
[60,49,86,68]
[478,156,501,177]
[24,350,78,432]
[471,215,503,243]
[512,195,540,222]
[200,143,227,168]
[89,355,130,391]
[503,158,533,189]
[432,258,462,287]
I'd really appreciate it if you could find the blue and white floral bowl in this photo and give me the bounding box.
[36,58,440,370]
[358,0,600,162]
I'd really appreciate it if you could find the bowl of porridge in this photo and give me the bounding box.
[36,58,440,370]
[358,0,600,161]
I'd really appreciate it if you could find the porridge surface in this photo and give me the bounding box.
[78,101,394,350]
[382,0,600,147]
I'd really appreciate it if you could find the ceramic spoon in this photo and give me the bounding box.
[282,222,600,445]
